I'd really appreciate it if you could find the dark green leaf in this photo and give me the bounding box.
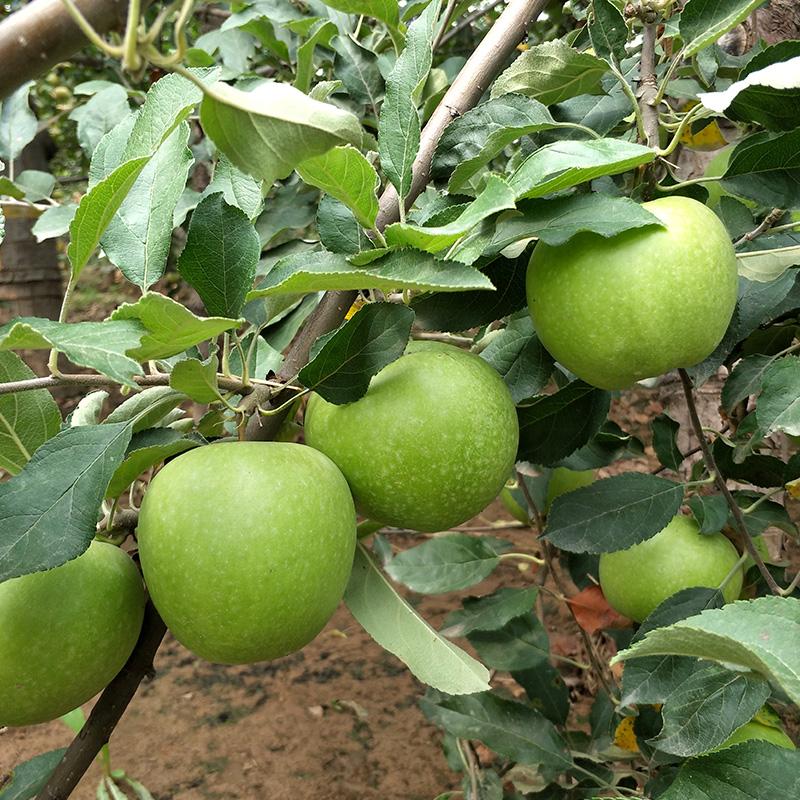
[660,740,800,799]
[439,586,540,638]
[467,613,550,671]
[317,194,373,254]
[298,302,414,404]
[756,355,800,437]
[517,381,611,466]
[0,352,62,476]
[686,494,729,536]
[543,472,684,554]
[331,35,385,109]
[0,748,68,800]
[711,439,787,488]
[512,659,571,727]
[721,354,773,412]
[420,691,573,773]
[0,423,132,583]
[651,412,684,473]
[178,192,259,318]
[384,533,501,594]
[588,0,628,65]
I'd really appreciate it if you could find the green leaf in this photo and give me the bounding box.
[679,0,764,57]
[737,246,800,283]
[296,144,380,232]
[649,665,771,757]
[102,385,187,433]
[486,194,664,252]
[31,203,79,243]
[419,691,573,772]
[248,248,495,296]
[543,472,684,554]
[67,156,152,279]
[101,123,193,290]
[343,543,491,694]
[517,381,611,466]
[0,82,36,161]
[71,84,131,158]
[378,0,442,201]
[755,355,800,437]
[588,0,628,65]
[298,302,414,404]
[687,494,729,536]
[0,423,132,583]
[177,192,260,318]
[110,292,240,362]
[316,0,400,34]
[431,94,561,193]
[199,80,365,187]
[384,533,503,593]
[294,19,338,94]
[385,175,516,253]
[0,352,61,476]
[479,313,554,403]
[317,194,373,254]
[651,412,684,473]
[106,429,204,499]
[203,153,264,221]
[169,356,224,404]
[660,740,800,799]
[439,586,540,638]
[0,318,146,388]
[0,749,69,800]
[491,39,609,105]
[331,35,385,109]
[467,613,551,672]
[509,139,655,200]
[613,596,800,706]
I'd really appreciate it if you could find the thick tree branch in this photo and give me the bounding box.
[245,0,548,442]
[0,0,152,101]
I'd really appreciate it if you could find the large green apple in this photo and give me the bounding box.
[526,196,738,390]
[0,541,146,727]
[598,514,743,623]
[137,441,356,665]
[304,341,519,533]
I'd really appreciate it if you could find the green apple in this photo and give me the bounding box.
[712,719,796,752]
[0,541,146,727]
[526,196,738,390]
[598,514,743,623]
[137,441,356,665]
[545,467,594,513]
[304,341,519,533]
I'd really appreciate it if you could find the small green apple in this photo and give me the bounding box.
[598,514,743,623]
[526,196,738,390]
[304,341,519,533]
[0,541,146,727]
[711,719,795,752]
[545,467,594,513]
[137,441,356,665]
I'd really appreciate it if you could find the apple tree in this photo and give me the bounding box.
[2,0,800,798]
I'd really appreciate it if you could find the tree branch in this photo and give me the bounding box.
[637,20,661,201]
[0,0,154,102]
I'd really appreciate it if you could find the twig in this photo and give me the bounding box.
[637,21,660,201]
[677,369,782,595]
[35,601,168,800]
[733,208,785,248]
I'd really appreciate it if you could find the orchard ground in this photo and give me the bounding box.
[3,270,800,799]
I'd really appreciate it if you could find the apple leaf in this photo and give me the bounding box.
[296,145,380,233]
[430,94,563,192]
[199,80,365,187]
[649,665,771,757]
[466,613,551,672]
[420,690,573,770]
[543,472,684,554]
[203,152,264,221]
[612,596,800,706]
[651,412,684,473]
[486,193,664,253]
[102,386,188,433]
[0,422,132,583]
[384,175,517,254]
[247,248,495,297]
[439,586,541,638]
[516,380,612,466]
[298,302,414,405]
[0,82,36,161]
[110,292,240,362]
[169,356,225,405]
[0,351,62,476]
[0,318,147,388]
[588,0,627,66]
[343,543,491,695]
[679,0,764,58]
[384,533,507,594]
[755,355,800,437]
[509,139,655,200]
[737,245,800,283]
[0,749,69,800]
[491,39,609,105]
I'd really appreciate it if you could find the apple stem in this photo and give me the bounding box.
[677,369,783,596]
